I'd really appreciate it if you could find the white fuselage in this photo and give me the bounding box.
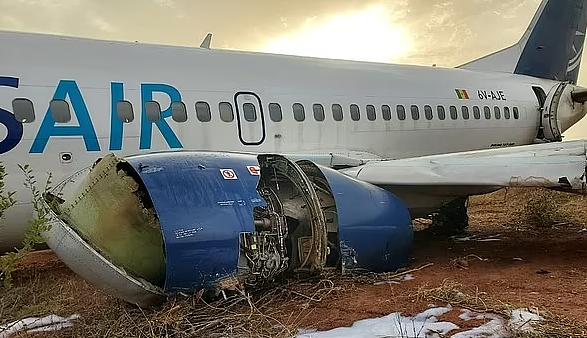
[0,31,578,250]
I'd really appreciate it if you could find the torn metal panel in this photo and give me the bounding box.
[342,140,587,192]
[42,151,414,307]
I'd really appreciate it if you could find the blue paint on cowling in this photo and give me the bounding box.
[317,165,413,273]
[125,152,265,292]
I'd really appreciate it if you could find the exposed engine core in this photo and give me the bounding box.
[42,152,413,307]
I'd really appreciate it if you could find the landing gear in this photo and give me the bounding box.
[429,197,469,236]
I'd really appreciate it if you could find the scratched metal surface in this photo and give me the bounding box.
[126,151,265,292]
[318,164,413,273]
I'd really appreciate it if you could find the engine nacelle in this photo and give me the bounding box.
[42,152,413,307]
[540,83,587,141]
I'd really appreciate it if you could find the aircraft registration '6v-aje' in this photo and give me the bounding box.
[2,0,587,306]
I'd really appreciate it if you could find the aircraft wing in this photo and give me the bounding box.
[340,140,587,216]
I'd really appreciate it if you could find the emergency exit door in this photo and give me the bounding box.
[234,92,266,145]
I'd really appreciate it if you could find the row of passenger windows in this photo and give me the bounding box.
[9,98,521,124]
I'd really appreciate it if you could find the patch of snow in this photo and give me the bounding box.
[0,314,80,338]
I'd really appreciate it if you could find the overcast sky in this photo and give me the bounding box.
[1,0,586,138]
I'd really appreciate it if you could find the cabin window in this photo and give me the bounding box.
[195,101,211,122]
[50,100,71,123]
[397,105,406,120]
[494,106,501,120]
[172,102,188,122]
[145,101,162,122]
[332,104,343,121]
[382,105,392,121]
[313,104,325,121]
[473,106,481,119]
[115,101,134,123]
[424,105,433,120]
[293,103,305,122]
[437,105,446,120]
[366,105,376,121]
[484,106,491,119]
[410,105,420,120]
[513,107,520,119]
[449,105,458,120]
[504,107,511,120]
[268,103,282,122]
[12,98,35,123]
[219,102,234,122]
[243,103,257,122]
[462,106,470,120]
[350,104,360,121]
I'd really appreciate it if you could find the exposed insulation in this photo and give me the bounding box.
[59,153,166,286]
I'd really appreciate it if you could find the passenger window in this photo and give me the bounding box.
[410,105,420,120]
[293,103,305,122]
[145,101,161,122]
[424,105,433,120]
[219,102,234,122]
[313,104,325,121]
[513,107,520,119]
[504,107,511,120]
[115,101,134,123]
[494,106,501,119]
[171,102,188,122]
[50,100,71,123]
[382,105,392,121]
[449,106,458,120]
[332,104,343,121]
[462,106,470,120]
[366,105,376,121]
[484,106,491,119]
[397,105,406,120]
[473,106,481,119]
[268,103,282,122]
[195,101,211,122]
[12,98,35,123]
[350,104,360,121]
[437,106,446,120]
[243,103,257,122]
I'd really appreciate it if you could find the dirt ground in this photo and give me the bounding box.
[3,187,587,336]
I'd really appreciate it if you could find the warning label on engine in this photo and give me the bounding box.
[220,169,238,180]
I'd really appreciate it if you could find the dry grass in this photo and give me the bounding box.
[417,280,587,338]
[0,262,438,338]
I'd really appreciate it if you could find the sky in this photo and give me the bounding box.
[1,0,586,138]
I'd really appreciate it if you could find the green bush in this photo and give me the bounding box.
[0,163,53,286]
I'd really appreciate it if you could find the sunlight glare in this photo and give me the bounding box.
[262,5,412,63]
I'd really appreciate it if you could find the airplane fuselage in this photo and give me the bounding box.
[0,31,577,250]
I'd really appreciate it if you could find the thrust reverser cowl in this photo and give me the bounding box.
[42,152,413,307]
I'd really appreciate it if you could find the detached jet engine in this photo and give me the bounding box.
[41,152,413,307]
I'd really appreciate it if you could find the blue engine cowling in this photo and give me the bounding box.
[43,151,413,306]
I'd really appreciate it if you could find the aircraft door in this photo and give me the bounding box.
[234,92,266,145]
[537,83,565,142]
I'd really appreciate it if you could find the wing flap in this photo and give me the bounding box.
[342,141,587,192]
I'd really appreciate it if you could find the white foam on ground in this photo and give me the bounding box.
[0,314,80,338]
[296,308,542,338]
[296,306,457,338]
